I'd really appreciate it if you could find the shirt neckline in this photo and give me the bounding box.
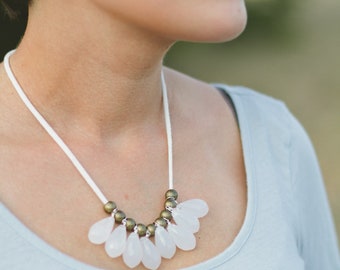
[183,84,258,269]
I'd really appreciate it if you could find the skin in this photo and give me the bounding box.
[0,0,247,269]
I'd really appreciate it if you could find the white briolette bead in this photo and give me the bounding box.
[88,217,114,244]
[177,199,209,218]
[172,208,200,233]
[123,232,143,268]
[105,225,127,258]
[155,225,176,259]
[167,223,196,251]
[141,237,161,270]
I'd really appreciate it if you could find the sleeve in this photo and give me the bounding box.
[289,113,340,269]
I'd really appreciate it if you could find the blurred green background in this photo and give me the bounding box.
[1,0,339,237]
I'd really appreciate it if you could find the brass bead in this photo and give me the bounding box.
[147,224,156,237]
[114,210,126,223]
[155,218,167,228]
[125,218,136,231]
[136,224,147,237]
[164,198,177,209]
[165,189,178,200]
[160,210,172,221]
[103,201,117,214]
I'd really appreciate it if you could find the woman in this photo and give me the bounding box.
[0,1,339,269]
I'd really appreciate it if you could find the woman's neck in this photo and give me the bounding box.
[10,0,174,141]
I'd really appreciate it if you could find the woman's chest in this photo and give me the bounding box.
[0,139,247,270]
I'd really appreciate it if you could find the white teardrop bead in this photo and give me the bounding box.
[172,208,200,233]
[155,226,176,259]
[88,216,114,244]
[123,233,143,269]
[177,199,209,218]
[140,237,161,270]
[167,223,196,251]
[105,225,127,258]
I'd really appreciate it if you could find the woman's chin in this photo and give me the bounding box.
[176,3,248,43]
[180,15,248,44]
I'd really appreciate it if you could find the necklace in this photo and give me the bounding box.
[4,50,209,270]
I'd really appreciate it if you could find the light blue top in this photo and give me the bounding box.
[1,85,339,270]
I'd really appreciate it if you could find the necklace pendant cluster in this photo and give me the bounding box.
[3,50,210,270]
[89,192,208,269]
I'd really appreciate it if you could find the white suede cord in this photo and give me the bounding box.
[4,50,174,205]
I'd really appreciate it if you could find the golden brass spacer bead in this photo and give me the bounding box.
[136,223,147,237]
[125,218,136,231]
[165,189,178,200]
[164,198,177,209]
[160,209,172,221]
[114,210,126,223]
[155,217,167,228]
[147,224,156,237]
[103,201,117,214]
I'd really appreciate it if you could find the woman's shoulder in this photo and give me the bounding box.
[164,67,240,124]
[164,67,292,127]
